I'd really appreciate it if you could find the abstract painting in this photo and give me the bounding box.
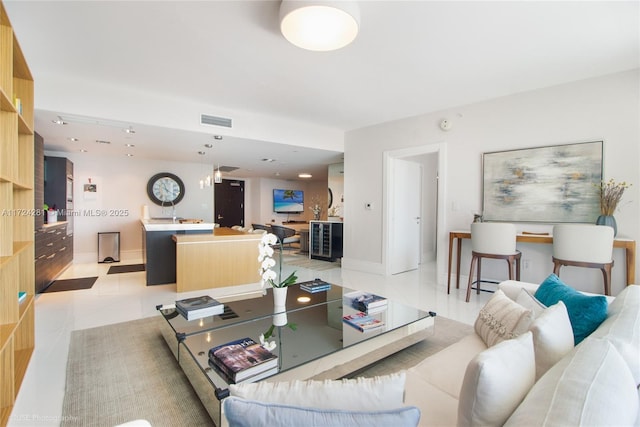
[482,141,603,223]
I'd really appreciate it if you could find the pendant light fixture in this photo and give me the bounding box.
[280,0,360,51]
[214,164,222,184]
[198,149,213,189]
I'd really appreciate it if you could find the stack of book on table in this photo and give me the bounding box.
[344,291,388,314]
[175,295,224,321]
[342,312,385,333]
[208,337,279,383]
[299,278,332,293]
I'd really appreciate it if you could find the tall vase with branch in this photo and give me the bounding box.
[596,179,631,236]
[257,233,298,345]
[309,195,323,220]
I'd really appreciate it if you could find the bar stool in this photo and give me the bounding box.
[552,224,614,295]
[466,222,521,302]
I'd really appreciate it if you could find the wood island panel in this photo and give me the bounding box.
[173,228,262,292]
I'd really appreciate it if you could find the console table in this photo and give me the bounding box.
[447,231,636,292]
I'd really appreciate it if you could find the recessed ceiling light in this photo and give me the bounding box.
[126,153,134,157]
[95,140,111,144]
[125,143,135,147]
[204,143,213,148]
[297,296,311,303]
[123,126,136,134]
[68,137,79,142]
[198,151,206,155]
[52,118,67,125]
[262,158,276,162]
[80,149,88,153]
[298,173,312,179]
[214,135,223,140]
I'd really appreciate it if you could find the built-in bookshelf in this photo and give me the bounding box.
[0,1,35,425]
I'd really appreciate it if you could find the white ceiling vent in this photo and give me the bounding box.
[200,114,232,128]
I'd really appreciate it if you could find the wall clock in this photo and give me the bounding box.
[147,172,185,206]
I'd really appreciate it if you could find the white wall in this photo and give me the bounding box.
[343,70,639,296]
[46,151,215,262]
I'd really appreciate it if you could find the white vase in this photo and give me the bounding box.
[272,286,288,326]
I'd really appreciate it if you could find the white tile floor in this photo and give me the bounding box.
[8,256,491,426]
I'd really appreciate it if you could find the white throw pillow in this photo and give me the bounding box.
[589,284,640,385]
[529,301,574,380]
[229,372,406,411]
[475,289,533,347]
[457,331,535,427]
[504,338,639,427]
[515,288,546,318]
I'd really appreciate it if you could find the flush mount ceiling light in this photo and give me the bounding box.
[280,0,360,51]
[298,173,312,179]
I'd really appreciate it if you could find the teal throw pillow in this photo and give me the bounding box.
[534,274,608,345]
[223,396,421,427]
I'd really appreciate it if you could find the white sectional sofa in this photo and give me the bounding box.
[223,275,639,427]
[404,278,640,426]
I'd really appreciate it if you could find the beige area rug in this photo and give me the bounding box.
[61,316,472,427]
[61,316,214,427]
[348,316,474,378]
[282,254,341,271]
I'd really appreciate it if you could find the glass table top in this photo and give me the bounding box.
[158,281,433,393]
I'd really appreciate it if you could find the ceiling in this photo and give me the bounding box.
[4,1,638,181]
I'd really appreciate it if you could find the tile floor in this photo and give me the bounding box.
[8,256,491,426]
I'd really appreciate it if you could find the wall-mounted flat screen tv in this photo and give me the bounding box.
[273,189,304,213]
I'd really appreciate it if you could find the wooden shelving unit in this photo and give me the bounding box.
[0,1,35,425]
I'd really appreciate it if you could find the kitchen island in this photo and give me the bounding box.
[172,228,262,292]
[141,219,215,285]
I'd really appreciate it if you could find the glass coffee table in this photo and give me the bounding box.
[157,282,435,426]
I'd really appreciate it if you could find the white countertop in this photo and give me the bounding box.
[140,219,215,232]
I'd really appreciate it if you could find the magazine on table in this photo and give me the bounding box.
[208,337,278,382]
[300,280,332,293]
[344,291,388,313]
[342,312,385,333]
[175,295,224,320]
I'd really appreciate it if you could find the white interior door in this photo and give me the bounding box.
[390,159,422,274]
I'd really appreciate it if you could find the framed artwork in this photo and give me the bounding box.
[482,141,603,223]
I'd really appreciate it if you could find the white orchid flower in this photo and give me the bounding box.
[259,333,277,352]
[262,269,277,282]
[261,258,276,270]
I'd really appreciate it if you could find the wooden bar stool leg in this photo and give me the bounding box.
[602,265,612,296]
[553,262,561,276]
[466,256,477,303]
[506,257,514,280]
[476,258,482,295]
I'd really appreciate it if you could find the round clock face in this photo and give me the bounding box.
[147,173,185,206]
